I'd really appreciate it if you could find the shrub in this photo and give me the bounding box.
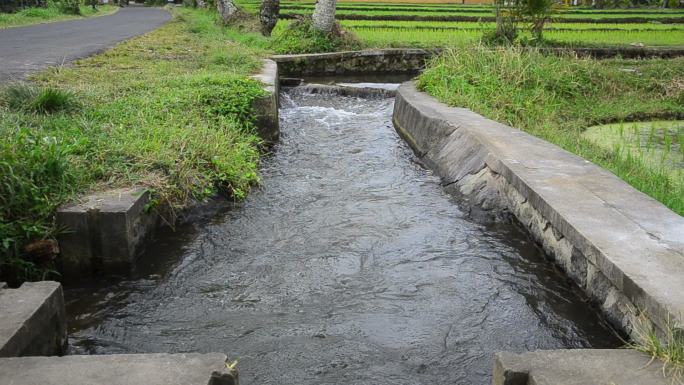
[57,0,80,14]
[271,17,361,54]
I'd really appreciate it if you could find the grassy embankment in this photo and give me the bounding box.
[0,7,270,282]
[417,46,684,215]
[0,4,118,29]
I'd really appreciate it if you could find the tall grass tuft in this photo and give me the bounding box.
[629,312,684,384]
[1,84,78,114]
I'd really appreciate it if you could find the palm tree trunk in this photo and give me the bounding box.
[217,0,239,24]
[312,0,337,34]
[260,0,279,36]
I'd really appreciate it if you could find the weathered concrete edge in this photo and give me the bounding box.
[0,281,67,357]
[392,81,684,338]
[251,59,280,145]
[0,353,238,385]
[493,349,671,385]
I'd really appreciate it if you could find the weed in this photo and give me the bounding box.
[1,85,77,114]
[629,312,684,384]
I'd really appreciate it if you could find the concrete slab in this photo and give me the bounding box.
[0,281,66,357]
[56,187,157,278]
[493,349,671,385]
[0,353,238,385]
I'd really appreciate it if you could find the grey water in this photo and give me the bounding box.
[65,86,620,385]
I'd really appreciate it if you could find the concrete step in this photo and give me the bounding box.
[0,353,238,385]
[494,349,671,385]
[0,281,66,357]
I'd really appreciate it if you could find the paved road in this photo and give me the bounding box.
[0,7,171,83]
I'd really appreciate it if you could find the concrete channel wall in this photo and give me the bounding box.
[392,82,684,340]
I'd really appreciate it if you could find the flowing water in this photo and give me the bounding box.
[65,86,620,385]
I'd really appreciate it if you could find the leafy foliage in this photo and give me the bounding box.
[271,17,361,54]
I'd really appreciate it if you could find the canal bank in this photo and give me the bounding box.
[60,80,622,385]
[2,50,681,385]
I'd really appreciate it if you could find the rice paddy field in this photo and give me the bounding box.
[238,0,684,47]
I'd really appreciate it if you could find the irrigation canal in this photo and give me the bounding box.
[65,84,621,385]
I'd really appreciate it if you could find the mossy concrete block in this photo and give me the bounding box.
[493,349,670,385]
[56,187,157,279]
[0,281,67,357]
[393,82,684,340]
[0,353,238,385]
[251,59,280,145]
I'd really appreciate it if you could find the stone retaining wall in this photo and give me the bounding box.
[392,82,684,339]
[272,49,435,76]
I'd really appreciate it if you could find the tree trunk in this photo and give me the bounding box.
[259,0,279,36]
[312,0,337,34]
[662,0,668,8]
[217,0,239,25]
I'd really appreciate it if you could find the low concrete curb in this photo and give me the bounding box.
[0,353,238,385]
[493,349,670,385]
[0,281,67,357]
[272,49,434,76]
[392,82,684,339]
[251,59,280,145]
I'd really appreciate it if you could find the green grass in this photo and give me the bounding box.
[0,7,270,283]
[417,46,684,215]
[0,5,117,29]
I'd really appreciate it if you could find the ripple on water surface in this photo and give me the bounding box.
[66,89,620,385]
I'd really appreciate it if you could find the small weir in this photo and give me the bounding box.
[65,83,621,384]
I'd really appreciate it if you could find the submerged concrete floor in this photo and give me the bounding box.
[65,90,621,385]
